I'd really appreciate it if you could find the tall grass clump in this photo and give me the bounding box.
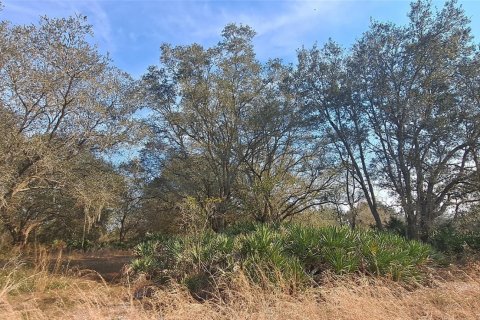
[131,223,433,297]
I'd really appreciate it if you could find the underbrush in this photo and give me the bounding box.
[429,225,480,257]
[2,252,480,320]
[0,249,96,298]
[131,223,433,298]
[0,253,140,320]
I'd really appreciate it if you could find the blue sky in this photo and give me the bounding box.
[2,0,480,78]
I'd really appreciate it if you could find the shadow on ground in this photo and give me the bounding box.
[60,252,134,282]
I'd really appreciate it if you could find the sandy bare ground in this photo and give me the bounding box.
[62,251,134,282]
[0,249,134,282]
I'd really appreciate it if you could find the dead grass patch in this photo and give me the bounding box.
[1,253,480,320]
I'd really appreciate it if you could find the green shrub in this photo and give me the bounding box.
[430,226,466,254]
[384,216,407,237]
[240,224,283,259]
[131,255,158,273]
[106,240,134,250]
[465,233,480,251]
[283,224,323,270]
[322,247,360,274]
[134,240,158,257]
[65,239,94,251]
[359,231,431,280]
[131,222,434,295]
[429,225,480,255]
[239,225,307,286]
[223,221,259,236]
[187,231,235,273]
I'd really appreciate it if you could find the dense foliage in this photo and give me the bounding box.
[130,223,432,297]
[0,0,479,251]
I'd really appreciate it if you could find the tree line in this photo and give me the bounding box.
[0,0,479,246]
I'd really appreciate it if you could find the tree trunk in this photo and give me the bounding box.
[405,210,418,240]
[119,212,127,243]
[0,207,23,246]
[419,208,433,242]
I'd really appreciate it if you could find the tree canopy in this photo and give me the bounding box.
[0,0,479,246]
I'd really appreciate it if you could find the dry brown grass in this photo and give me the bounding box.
[1,252,480,320]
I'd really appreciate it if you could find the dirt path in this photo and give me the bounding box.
[62,252,134,282]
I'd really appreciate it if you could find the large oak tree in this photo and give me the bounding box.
[0,16,138,244]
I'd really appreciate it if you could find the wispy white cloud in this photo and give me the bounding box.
[2,0,478,78]
[229,1,343,59]
[81,1,115,53]
[137,0,346,61]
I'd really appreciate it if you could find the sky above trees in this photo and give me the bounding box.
[2,0,479,78]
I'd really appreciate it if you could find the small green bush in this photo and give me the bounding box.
[131,255,158,273]
[240,225,307,286]
[134,240,158,257]
[283,224,322,270]
[131,223,434,295]
[384,216,407,237]
[65,239,94,251]
[359,232,430,280]
[223,221,259,236]
[105,241,134,250]
[429,225,480,255]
